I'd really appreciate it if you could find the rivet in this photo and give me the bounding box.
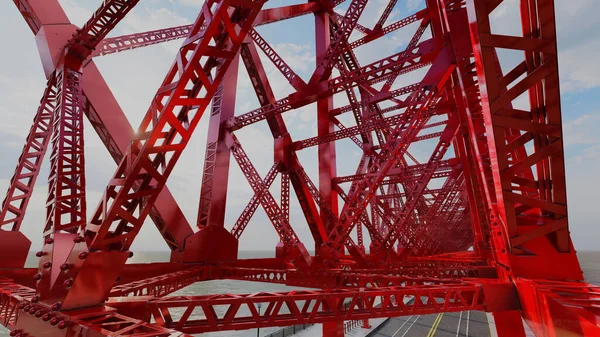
[63,279,73,288]
[33,273,42,281]
[60,263,69,271]
[78,252,88,259]
[31,296,39,303]
[9,330,18,336]
[45,238,54,244]
[128,252,134,258]
[35,310,43,318]
[18,303,25,310]
[35,251,44,257]
[50,317,59,325]
[73,236,84,243]
[23,305,30,312]
[58,320,67,329]
[51,302,61,311]
[43,262,52,268]
[42,313,51,321]
[28,307,36,314]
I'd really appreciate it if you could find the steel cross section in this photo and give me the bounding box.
[28,0,268,311]
[238,39,328,249]
[230,162,281,240]
[322,47,456,256]
[227,37,441,130]
[227,133,311,267]
[7,0,194,252]
[88,2,329,60]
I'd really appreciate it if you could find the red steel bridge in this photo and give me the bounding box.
[0,0,598,336]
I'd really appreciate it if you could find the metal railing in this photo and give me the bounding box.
[264,324,315,337]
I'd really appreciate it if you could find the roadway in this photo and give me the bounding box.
[367,311,490,337]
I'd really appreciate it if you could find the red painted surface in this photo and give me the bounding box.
[0,0,597,336]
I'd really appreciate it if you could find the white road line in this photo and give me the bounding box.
[466,311,470,337]
[456,311,463,337]
[391,315,415,337]
[400,316,420,337]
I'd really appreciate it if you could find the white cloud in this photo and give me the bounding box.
[178,0,202,7]
[559,38,600,92]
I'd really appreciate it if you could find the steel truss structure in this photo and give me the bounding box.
[0,0,598,336]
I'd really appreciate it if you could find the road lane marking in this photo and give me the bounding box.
[391,315,415,337]
[427,313,444,337]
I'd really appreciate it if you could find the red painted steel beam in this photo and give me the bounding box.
[43,67,87,237]
[349,9,427,49]
[91,25,191,57]
[88,2,325,59]
[516,279,600,337]
[196,59,239,230]
[374,0,399,30]
[227,38,441,130]
[0,75,57,232]
[109,266,209,297]
[230,162,281,240]
[106,284,485,334]
[321,47,456,256]
[32,0,268,311]
[227,134,306,256]
[310,0,368,83]
[68,0,141,60]
[7,0,194,255]
[466,0,583,279]
[238,39,328,249]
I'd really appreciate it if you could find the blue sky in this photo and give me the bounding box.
[0,0,598,253]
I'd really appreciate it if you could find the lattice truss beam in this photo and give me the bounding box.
[0,0,598,336]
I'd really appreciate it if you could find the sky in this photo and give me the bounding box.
[0,0,598,253]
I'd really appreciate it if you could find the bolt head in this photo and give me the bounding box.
[43,261,52,268]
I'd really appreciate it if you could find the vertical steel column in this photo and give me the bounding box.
[316,10,343,337]
[44,65,87,237]
[315,11,338,238]
[180,57,241,263]
[197,57,240,229]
